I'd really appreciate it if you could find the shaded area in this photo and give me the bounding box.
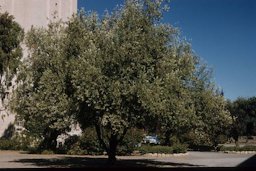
[1,123,15,139]
[237,154,256,167]
[13,156,203,168]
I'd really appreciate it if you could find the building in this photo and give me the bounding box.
[0,0,77,31]
[0,0,78,138]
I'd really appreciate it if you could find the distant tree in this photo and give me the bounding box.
[227,97,256,144]
[186,62,232,148]
[0,12,23,116]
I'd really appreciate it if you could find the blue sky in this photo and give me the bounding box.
[78,0,256,101]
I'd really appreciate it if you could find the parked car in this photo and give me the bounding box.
[143,135,160,145]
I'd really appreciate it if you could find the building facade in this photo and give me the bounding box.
[0,0,78,137]
[0,0,77,31]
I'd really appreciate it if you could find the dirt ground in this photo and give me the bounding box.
[0,150,255,168]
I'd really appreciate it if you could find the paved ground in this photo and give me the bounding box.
[0,150,255,168]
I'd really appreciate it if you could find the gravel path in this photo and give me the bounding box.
[0,150,255,168]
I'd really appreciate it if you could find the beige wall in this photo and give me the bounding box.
[0,0,77,31]
[0,0,77,137]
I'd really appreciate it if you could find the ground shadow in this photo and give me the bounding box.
[237,154,256,167]
[13,156,203,168]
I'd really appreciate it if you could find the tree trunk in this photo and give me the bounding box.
[39,129,59,151]
[232,128,239,147]
[107,134,118,165]
[164,130,171,146]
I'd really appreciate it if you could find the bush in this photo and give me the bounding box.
[189,144,214,151]
[67,142,87,155]
[57,128,103,155]
[41,150,54,155]
[0,138,17,150]
[137,145,173,154]
[118,128,144,155]
[172,143,187,153]
[79,127,104,155]
[219,145,256,151]
[57,135,79,154]
[216,134,228,144]
[0,131,40,151]
[241,145,256,151]
[12,132,41,151]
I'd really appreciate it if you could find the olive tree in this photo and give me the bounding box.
[69,0,179,162]
[11,0,232,162]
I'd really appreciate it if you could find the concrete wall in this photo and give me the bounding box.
[0,0,77,137]
[0,0,77,31]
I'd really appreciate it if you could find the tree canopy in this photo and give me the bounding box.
[227,97,256,143]
[11,0,232,163]
[0,12,23,118]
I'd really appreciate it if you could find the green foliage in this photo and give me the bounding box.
[60,135,79,152]
[0,12,23,121]
[0,138,17,150]
[185,62,232,147]
[66,143,87,155]
[11,21,75,150]
[79,127,104,155]
[11,0,232,162]
[0,12,23,96]
[12,134,39,151]
[41,150,54,155]
[172,143,187,153]
[118,128,145,155]
[59,128,104,155]
[137,145,174,154]
[219,145,256,152]
[0,131,39,151]
[227,97,256,142]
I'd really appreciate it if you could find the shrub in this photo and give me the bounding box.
[137,145,173,154]
[67,142,86,155]
[172,143,187,153]
[57,135,79,154]
[216,134,228,144]
[241,145,256,151]
[79,127,104,155]
[118,128,144,155]
[189,144,214,151]
[0,131,39,151]
[58,128,103,155]
[219,145,256,151]
[41,150,54,155]
[12,132,41,151]
[0,138,17,150]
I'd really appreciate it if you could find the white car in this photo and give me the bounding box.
[143,135,160,145]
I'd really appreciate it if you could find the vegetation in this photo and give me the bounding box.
[10,21,75,151]
[137,144,187,154]
[0,131,39,151]
[227,97,256,145]
[9,0,233,164]
[138,145,173,154]
[218,145,256,152]
[0,12,23,118]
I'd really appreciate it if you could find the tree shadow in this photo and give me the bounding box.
[237,154,256,167]
[12,156,203,168]
[1,123,15,139]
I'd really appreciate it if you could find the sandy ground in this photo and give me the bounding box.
[0,150,255,168]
